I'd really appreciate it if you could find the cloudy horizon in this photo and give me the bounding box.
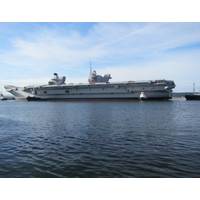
[0,22,200,92]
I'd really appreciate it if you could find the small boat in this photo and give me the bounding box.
[185,93,200,100]
[185,83,200,100]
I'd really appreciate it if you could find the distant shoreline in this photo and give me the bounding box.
[173,92,194,97]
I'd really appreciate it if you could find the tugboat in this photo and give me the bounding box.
[185,94,200,100]
[185,83,200,100]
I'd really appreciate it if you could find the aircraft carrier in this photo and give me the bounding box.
[4,70,176,101]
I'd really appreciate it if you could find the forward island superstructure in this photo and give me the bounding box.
[4,70,175,101]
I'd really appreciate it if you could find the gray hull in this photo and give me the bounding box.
[5,80,175,101]
[27,95,172,101]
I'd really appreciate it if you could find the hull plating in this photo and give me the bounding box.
[5,80,175,101]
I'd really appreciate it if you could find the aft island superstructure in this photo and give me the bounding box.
[5,70,175,101]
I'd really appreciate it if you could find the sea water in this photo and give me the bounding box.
[0,99,200,177]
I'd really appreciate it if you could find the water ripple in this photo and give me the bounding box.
[0,100,200,177]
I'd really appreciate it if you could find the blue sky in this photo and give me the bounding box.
[0,22,200,92]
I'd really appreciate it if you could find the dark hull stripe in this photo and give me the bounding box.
[26,96,172,101]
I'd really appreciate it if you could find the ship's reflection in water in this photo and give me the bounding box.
[0,100,200,177]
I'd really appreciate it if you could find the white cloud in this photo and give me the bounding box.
[97,49,200,91]
[0,22,200,92]
[1,23,200,66]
